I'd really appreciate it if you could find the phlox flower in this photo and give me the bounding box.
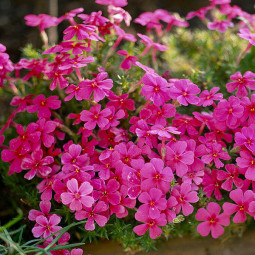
[63,24,96,41]
[149,124,180,139]
[201,143,230,168]
[79,72,113,102]
[164,196,178,223]
[60,41,91,55]
[96,0,128,7]
[22,149,54,180]
[108,6,131,26]
[198,87,223,107]
[141,73,171,106]
[117,50,138,70]
[75,201,108,230]
[61,178,94,211]
[235,124,255,152]
[241,95,255,125]
[171,183,199,216]
[113,25,136,48]
[217,164,243,191]
[169,79,200,106]
[32,214,62,238]
[226,71,255,97]
[47,68,72,91]
[27,95,61,119]
[133,208,167,239]
[28,200,51,221]
[80,104,111,130]
[223,189,255,223]
[140,158,173,193]
[196,202,230,239]
[236,150,255,181]
[238,28,255,46]
[138,188,167,219]
[103,107,125,130]
[165,141,194,177]
[186,6,212,20]
[207,20,234,33]
[150,104,176,126]
[202,169,223,200]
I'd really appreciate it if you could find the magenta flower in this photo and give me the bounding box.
[202,169,223,200]
[28,200,51,221]
[27,95,61,119]
[201,143,230,168]
[61,178,94,211]
[150,104,176,126]
[10,123,40,154]
[133,208,167,239]
[169,79,200,106]
[214,96,244,128]
[75,201,108,230]
[186,6,212,20]
[198,87,223,107]
[237,28,255,46]
[113,25,137,49]
[61,144,88,172]
[223,189,254,223]
[171,183,199,216]
[196,202,230,239]
[217,164,243,191]
[108,6,132,26]
[63,24,96,41]
[117,50,138,69]
[236,150,255,181]
[138,188,167,219]
[79,72,113,102]
[149,124,180,138]
[93,179,121,206]
[241,95,255,125]
[140,158,173,194]
[21,149,54,180]
[25,14,59,32]
[32,214,62,238]
[141,73,171,106]
[207,20,234,33]
[235,124,255,152]
[37,118,57,148]
[96,0,127,7]
[47,68,72,91]
[60,41,91,55]
[80,104,111,130]
[226,71,255,97]
[165,141,194,177]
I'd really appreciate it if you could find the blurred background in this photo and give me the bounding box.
[0,0,254,61]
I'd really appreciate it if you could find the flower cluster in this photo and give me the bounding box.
[1,0,255,253]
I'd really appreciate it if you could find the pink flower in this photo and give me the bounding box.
[138,188,167,219]
[235,124,255,152]
[63,24,96,41]
[96,0,128,7]
[47,68,72,91]
[198,87,223,107]
[140,158,173,193]
[165,141,194,177]
[60,41,91,55]
[169,79,200,106]
[207,20,234,33]
[133,208,167,239]
[141,73,171,106]
[236,150,255,181]
[196,202,230,238]
[117,50,138,69]
[201,143,230,168]
[226,71,255,98]
[80,104,111,130]
[171,183,199,216]
[186,6,212,20]
[61,178,94,211]
[28,200,51,221]
[32,214,62,238]
[21,149,54,180]
[61,144,88,172]
[149,124,180,138]
[79,72,113,102]
[241,95,255,125]
[202,169,223,200]
[75,201,108,230]
[27,95,61,119]
[217,164,243,191]
[237,29,255,46]
[223,189,254,223]
[25,14,59,32]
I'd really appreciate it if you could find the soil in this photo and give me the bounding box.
[85,231,255,255]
